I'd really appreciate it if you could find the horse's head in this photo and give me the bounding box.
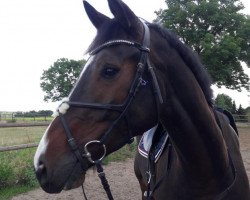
[34,0,159,193]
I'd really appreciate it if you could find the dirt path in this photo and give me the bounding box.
[238,127,250,180]
[11,127,250,200]
[11,159,141,200]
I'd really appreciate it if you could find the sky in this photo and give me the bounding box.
[0,0,249,112]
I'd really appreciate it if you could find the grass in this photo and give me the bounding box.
[0,185,36,200]
[103,142,136,165]
[0,126,46,199]
[0,148,38,200]
[0,126,46,146]
[13,116,53,122]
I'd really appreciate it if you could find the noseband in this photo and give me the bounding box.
[55,21,163,199]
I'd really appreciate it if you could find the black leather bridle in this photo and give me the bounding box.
[56,21,163,199]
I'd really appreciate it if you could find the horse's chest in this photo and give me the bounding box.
[153,148,187,200]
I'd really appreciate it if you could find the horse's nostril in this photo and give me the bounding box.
[36,161,47,181]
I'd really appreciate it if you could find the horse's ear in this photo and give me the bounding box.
[107,0,142,32]
[83,1,110,29]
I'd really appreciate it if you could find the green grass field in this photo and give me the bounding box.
[12,116,53,122]
[0,126,46,146]
[0,114,53,123]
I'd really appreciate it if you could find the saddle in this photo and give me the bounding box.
[215,107,239,135]
[138,124,169,163]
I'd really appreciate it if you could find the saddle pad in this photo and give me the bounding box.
[138,125,169,163]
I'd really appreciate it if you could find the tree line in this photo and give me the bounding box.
[15,110,53,117]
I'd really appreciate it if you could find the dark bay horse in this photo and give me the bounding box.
[34,0,250,199]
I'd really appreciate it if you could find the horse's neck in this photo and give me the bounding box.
[158,47,229,180]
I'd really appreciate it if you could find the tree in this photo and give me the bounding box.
[232,100,237,114]
[40,58,86,102]
[237,104,246,115]
[236,104,247,121]
[246,106,250,121]
[215,93,234,112]
[156,0,250,91]
[246,106,250,115]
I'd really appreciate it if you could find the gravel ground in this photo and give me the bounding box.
[11,159,141,200]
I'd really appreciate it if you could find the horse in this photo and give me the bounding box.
[33,0,250,199]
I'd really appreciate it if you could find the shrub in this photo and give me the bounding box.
[0,149,38,190]
[0,163,14,188]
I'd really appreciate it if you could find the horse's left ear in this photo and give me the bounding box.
[83,1,110,29]
[107,0,142,33]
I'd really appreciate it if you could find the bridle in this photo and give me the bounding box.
[53,19,237,200]
[55,21,163,199]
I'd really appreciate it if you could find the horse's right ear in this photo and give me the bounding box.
[83,1,110,29]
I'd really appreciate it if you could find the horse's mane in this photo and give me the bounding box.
[148,23,214,106]
[87,20,214,106]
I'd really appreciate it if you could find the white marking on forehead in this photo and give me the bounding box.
[34,125,49,170]
[53,56,96,117]
[34,57,96,169]
[68,55,95,98]
[80,56,95,76]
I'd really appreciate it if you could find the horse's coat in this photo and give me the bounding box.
[34,0,250,199]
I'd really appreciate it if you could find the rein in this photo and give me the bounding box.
[55,21,163,199]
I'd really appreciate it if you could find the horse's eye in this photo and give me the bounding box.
[101,66,120,79]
